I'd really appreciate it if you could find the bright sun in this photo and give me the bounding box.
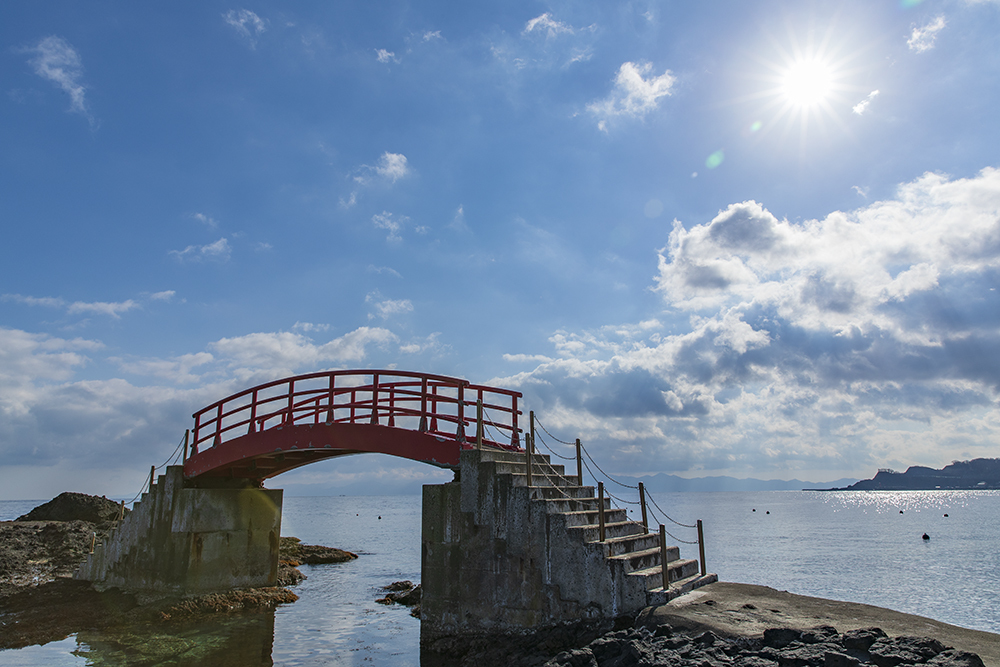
[780,58,834,108]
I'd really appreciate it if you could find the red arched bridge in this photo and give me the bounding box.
[183,370,523,483]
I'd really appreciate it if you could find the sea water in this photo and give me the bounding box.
[1,490,998,665]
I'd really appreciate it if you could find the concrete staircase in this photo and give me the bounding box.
[479,448,717,607]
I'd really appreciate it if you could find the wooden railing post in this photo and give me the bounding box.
[529,410,535,454]
[192,413,201,456]
[388,386,396,427]
[370,373,380,424]
[575,438,583,486]
[526,434,533,487]
[214,404,223,446]
[639,481,648,534]
[456,382,466,443]
[419,378,428,432]
[326,375,336,424]
[183,429,189,462]
[659,524,669,590]
[248,389,258,433]
[598,481,606,542]
[510,395,520,448]
[697,519,707,576]
[286,379,295,425]
[476,399,483,449]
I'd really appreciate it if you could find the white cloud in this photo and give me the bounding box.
[523,13,574,38]
[67,299,138,319]
[23,36,92,123]
[366,295,414,320]
[113,352,214,384]
[169,237,232,262]
[292,321,330,333]
[367,265,403,278]
[422,31,442,42]
[449,205,470,233]
[502,168,1000,478]
[852,90,880,115]
[3,293,139,319]
[223,9,267,48]
[210,327,397,379]
[193,213,219,229]
[587,61,676,129]
[376,48,397,63]
[375,152,410,182]
[371,211,408,242]
[149,290,176,301]
[908,16,946,53]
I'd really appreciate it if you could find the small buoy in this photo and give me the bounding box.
[378,515,382,520]
[922,533,930,540]
[766,511,770,515]
[752,509,756,512]
[944,513,949,517]
[899,510,904,514]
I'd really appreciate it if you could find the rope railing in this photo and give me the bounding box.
[530,414,708,580]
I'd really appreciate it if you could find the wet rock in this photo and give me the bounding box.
[279,536,357,564]
[842,628,888,652]
[16,492,127,525]
[764,627,803,649]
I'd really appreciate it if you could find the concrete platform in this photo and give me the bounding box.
[638,581,1000,667]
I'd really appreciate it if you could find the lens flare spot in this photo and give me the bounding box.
[900,0,924,7]
[750,121,762,132]
[644,199,664,218]
[705,150,724,169]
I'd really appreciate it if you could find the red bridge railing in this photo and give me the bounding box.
[190,369,522,457]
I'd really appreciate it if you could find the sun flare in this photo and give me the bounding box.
[780,58,834,108]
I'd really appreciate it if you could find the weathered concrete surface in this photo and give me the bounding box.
[76,466,282,595]
[421,448,713,643]
[638,581,1000,667]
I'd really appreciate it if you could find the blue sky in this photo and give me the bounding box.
[2,0,1000,499]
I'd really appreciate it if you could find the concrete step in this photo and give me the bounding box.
[568,519,646,543]
[489,459,567,478]
[509,472,578,488]
[559,508,627,527]
[595,531,662,558]
[477,449,552,466]
[535,485,598,501]
[644,572,719,605]
[606,546,673,574]
[629,558,701,591]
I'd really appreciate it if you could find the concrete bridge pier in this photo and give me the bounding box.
[76,466,283,594]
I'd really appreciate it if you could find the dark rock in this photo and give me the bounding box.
[824,653,862,667]
[869,636,946,667]
[384,579,414,591]
[545,647,598,667]
[842,629,888,652]
[764,628,803,649]
[926,649,986,667]
[801,627,840,644]
[780,642,849,667]
[735,657,779,667]
[16,492,126,524]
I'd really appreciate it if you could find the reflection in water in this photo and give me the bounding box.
[73,610,275,667]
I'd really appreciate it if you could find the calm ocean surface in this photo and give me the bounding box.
[2,489,998,665]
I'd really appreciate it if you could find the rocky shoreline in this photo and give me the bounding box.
[0,492,355,651]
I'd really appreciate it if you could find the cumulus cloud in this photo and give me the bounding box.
[169,237,231,262]
[501,168,1000,479]
[852,90,879,115]
[908,16,946,53]
[422,31,442,42]
[23,36,93,123]
[192,213,219,229]
[587,61,676,130]
[375,48,397,63]
[223,9,267,48]
[523,13,575,38]
[371,211,408,242]
[343,152,411,206]
[366,292,414,320]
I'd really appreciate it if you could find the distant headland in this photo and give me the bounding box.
[814,458,1000,491]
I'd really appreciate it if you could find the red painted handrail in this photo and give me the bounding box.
[190,369,522,456]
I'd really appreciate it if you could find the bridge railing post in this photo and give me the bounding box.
[248,389,258,433]
[526,434,533,487]
[326,375,336,424]
[183,429,189,462]
[419,378,428,432]
[476,399,483,449]
[660,524,669,590]
[529,410,535,454]
[510,395,520,448]
[598,481,605,542]
[370,373,379,425]
[576,438,583,486]
[639,481,648,534]
[455,382,466,443]
[697,519,707,576]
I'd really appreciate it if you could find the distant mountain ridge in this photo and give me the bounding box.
[617,473,859,493]
[824,458,1000,491]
